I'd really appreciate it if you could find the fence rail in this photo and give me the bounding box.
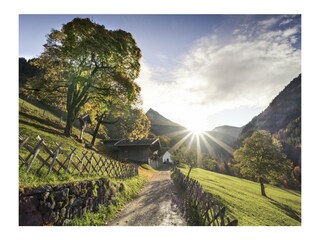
[172,167,238,226]
[19,135,138,179]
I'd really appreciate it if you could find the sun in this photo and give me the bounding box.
[187,124,206,135]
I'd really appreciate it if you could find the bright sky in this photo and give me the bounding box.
[19,14,301,131]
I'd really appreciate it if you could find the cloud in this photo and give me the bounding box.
[279,18,294,26]
[258,17,280,29]
[282,27,299,37]
[137,16,301,130]
[233,29,240,35]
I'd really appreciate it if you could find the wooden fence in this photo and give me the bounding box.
[172,167,238,226]
[19,135,138,179]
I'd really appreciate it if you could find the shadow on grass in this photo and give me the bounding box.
[20,111,64,130]
[19,119,64,137]
[281,188,301,197]
[267,196,301,222]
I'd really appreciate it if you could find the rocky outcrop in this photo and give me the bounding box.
[19,178,123,226]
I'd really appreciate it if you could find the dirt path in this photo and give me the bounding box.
[107,171,187,226]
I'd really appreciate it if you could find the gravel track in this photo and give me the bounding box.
[107,171,186,226]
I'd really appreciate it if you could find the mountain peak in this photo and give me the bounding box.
[146,108,186,136]
[146,108,182,127]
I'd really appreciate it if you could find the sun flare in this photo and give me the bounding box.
[187,124,206,135]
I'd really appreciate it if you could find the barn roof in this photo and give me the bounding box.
[159,148,173,157]
[102,139,121,145]
[102,138,161,152]
[114,138,160,147]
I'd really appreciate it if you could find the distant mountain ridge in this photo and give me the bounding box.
[241,74,301,138]
[209,125,242,146]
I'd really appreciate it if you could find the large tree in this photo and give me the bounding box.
[27,18,141,136]
[234,130,292,197]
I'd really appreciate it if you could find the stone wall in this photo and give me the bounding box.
[19,178,125,226]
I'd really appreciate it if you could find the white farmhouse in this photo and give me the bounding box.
[162,151,173,164]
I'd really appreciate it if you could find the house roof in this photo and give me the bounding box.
[160,149,173,157]
[102,139,121,145]
[114,138,160,147]
[103,138,161,152]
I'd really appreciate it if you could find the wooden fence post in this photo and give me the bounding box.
[26,138,44,173]
[20,135,139,181]
[19,136,29,149]
[47,143,62,175]
[64,148,76,174]
[87,153,94,177]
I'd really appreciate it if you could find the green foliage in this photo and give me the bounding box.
[201,154,217,172]
[158,135,171,148]
[234,130,292,183]
[25,18,142,136]
[172,144,197,168]
[277,117,301,148]
[67,176,147,226]
[105,106,150,140]
[179,167,301,226]
[19,57,40,88]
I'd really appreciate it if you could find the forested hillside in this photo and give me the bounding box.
[240,74,301,165]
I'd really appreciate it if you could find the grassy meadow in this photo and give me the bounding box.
[179,167,301,226]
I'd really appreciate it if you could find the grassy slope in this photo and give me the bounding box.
[180,167,301,226]
[19,98,95,146]
[19,98,106,187]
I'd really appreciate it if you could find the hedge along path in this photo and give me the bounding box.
[19,135,138,180]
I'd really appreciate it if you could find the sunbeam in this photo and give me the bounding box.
[170,131,193,152]
[196,133,202,167]
[199,133,215,156]
[166,129,190,138]
[187,133,196,150]
[203,132,235,155]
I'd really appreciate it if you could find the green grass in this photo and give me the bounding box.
[19,98,107,187]
[19,98,95,144]
[179,167,301,226]
[67,175,147,226]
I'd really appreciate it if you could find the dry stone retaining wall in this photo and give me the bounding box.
[19,178,124,226]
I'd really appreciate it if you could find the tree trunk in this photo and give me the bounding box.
[259,176,266,197]
[91,116,102,146]
[64,113,75,137]
[186,166,193,179]
[91,113,120,146]
[64,81,90,137]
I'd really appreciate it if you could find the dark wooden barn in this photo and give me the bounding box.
[103,138,161,163]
